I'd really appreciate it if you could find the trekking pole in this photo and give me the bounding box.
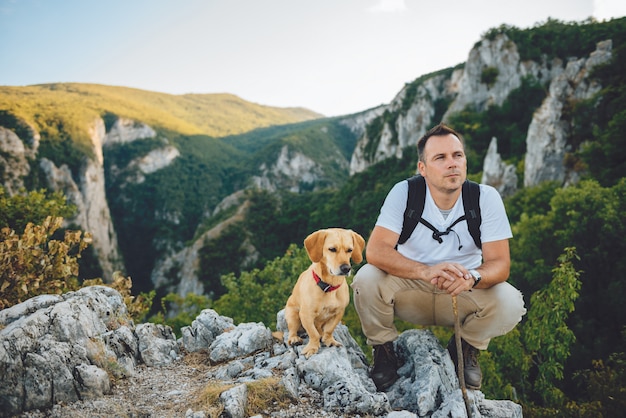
[453,295,473,418]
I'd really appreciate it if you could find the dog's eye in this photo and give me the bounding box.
[329,247,337,253]
[347,248,353,253]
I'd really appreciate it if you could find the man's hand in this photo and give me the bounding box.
[427,262,474,296]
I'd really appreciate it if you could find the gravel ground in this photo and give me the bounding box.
[15,351,360,418]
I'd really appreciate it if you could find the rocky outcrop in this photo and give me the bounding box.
[340,105,386,138]
[119,145,181,185]
[481,137,518,197]
[40,117,123,281]
[524,40,612,187]
[0,125,38,194]
[151,197,257,298]
[103,117,157,147]
[349,72,459,175]
[8,115,179,283]
[444,34,524,117]
[251,144,347,193]
[0,286,179,416]
[349,33,614,190]
[1,288,522,417]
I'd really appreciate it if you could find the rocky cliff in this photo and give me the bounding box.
[0,115,183,283]
[0,124,38,194]
[0,287,522,417]
[348,71,459,174]
[40,117,182,283]
[524,39,612,187]
[348,34,613,192]
[151,194,257,298]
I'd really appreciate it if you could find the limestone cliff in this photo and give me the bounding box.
[28,117,122,282]
[482,137,518,198]
[151,193,257,298]
[0,124,38,194]
[0,115,180,283]
[348,35,613,191]
[524,40,612,187]
[349,71,460,175]
[251,144,337,193]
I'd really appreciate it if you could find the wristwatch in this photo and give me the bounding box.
[469,269,482,288]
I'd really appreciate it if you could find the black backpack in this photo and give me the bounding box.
[397,175,482,249]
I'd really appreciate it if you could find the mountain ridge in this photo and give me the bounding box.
[0,83,323,142]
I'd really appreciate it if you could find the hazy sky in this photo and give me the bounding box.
[1,0,625,117]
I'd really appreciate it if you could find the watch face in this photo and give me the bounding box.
[470,270,481,287]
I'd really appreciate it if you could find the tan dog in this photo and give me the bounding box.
[285,228,365,358]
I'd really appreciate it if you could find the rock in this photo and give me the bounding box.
[481,137,517,197]
[136,323,180,366]
[2,289,522,417]
[73,364,111,399]
[0,126,33,193]
[0,286,177,417]
[220,383,248,418]
[251,144,346,193]
[39,116,124,282]
[349,73,456,175]
[387,330,522,418]
[180,308,235,353]
[524,40,612,187]
[208,322,273,364]
[103,117,156,146]
[445,34,523,117]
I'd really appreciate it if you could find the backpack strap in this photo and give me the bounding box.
[462,180,482,249]
[397,176,482,249]
[397,175,426,246]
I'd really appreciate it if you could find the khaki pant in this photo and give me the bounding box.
[351,264,526,350]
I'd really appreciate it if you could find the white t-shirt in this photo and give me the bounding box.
[375,180,512,269]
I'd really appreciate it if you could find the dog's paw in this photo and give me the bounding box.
[287,335,303,346]
[323,337,343,348]
[302,343,320,358]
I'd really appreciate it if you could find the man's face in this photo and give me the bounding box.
[417,133,467,193]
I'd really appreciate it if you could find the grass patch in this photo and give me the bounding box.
[193,376,294,417]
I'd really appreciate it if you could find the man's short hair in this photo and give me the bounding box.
[417,123,464,162]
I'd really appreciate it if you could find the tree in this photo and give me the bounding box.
[509,179,626,403]
[523,247,581,407]
[0,216,91,308]
[0,187,75,233]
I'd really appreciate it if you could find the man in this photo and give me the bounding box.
[351,123,526,391]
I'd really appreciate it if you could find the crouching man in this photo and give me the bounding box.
[352,123,526,391]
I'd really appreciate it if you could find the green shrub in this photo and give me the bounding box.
[0,187,75,233]
[0,216,90,309]
[481,66,499,87]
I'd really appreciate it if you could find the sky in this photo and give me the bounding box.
[1,0,625,117]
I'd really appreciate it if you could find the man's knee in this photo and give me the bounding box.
[352,264,385,296]
[492,283,527,329]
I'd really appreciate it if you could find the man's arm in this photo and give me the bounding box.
[469,239,510,289]
[365,225,469,283]
[431,238,511,295]
[366,226,511,295]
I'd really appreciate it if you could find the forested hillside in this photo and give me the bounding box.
[2,16,626,417]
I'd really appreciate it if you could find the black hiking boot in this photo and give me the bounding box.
[370,341,399,391]
[447,335,482,389]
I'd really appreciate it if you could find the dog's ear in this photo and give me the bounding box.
[304,230,326,263]
[351,230,366,264]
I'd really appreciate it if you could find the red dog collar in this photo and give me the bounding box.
[312,270,341,292]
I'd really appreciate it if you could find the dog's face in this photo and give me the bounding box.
[304,228,365,276]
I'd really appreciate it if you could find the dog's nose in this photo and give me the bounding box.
[340,264,351,275]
